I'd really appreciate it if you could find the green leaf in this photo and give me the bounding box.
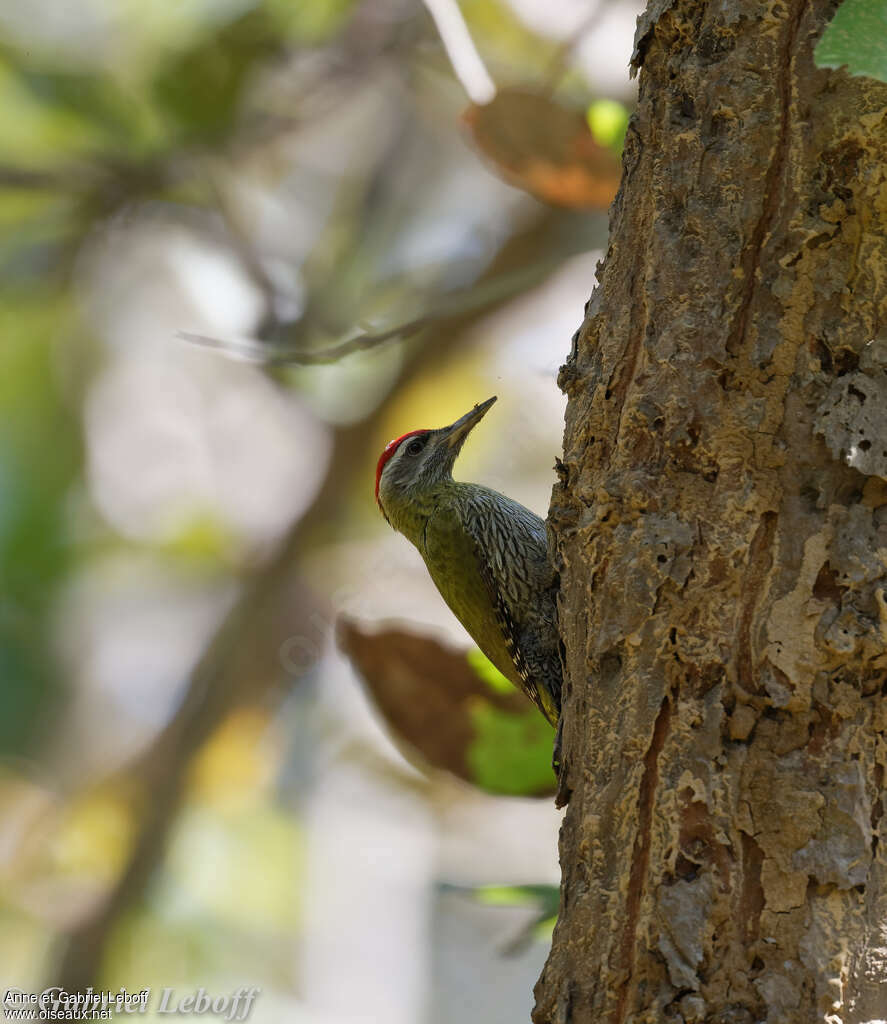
[466,647,513,694]
[586,98,630,154]
[474,884,559,915]
[445,883,560,951]
[815,0,887,84]
[467,699,556,796]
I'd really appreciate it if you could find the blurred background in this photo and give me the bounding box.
[0,0,639,1020]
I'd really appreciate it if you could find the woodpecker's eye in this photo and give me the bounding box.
[405,438,425,456]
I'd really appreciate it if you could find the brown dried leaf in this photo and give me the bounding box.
[463,88,622,209]
[337,617,555,796]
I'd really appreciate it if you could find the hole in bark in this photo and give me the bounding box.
[854,884,866,894]
[812,563,845,603]
[674,854,699,880]
[801,484,820,511]
[604,388,612,399]
[600,649,622,683]
[698,28,736,63]
[872,766,884,838]
[751,956,765,973]
[705,113,732,144]
[812,338,833,372]
[862,671,885,696]
[834,348,860,375]
[669,627,677,644]
[657,554,668,564]
[823,140,864,200]
[808,231,837,251]
[740,833,765,946]
[859,439,871,451]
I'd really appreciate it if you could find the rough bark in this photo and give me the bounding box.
[536,2,887,1022]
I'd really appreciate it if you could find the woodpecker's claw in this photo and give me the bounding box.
[553,716,571,807]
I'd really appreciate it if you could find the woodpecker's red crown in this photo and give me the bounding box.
[375,430,426,508]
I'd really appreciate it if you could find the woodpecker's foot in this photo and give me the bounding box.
[552,716,572,807]
[551,715,563,773]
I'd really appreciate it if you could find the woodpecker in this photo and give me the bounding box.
[375,396,563,754]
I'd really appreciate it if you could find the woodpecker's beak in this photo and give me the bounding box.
[441,396,497,450]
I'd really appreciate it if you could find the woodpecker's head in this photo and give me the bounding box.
[375,396,497,527]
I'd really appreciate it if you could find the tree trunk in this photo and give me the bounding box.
[535,2,887,1022]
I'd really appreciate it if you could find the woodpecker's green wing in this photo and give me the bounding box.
[423,485,561,725]
[472,545,554,720]
[462,488,561,724]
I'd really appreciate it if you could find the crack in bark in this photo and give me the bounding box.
[740,830,765,947]
[606,297,646,471]
[604,120,654,470]
[611,694,672,1024]
[725,0,805,357]
[736,511,777,694]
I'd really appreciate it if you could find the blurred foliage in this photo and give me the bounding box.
[461,0,563,79]
[442,882,559,953]
[151,8,285,144]
[815,0,887,83]
[0,0,628,1009]
[0,300,80,753]
[104,788,301,993]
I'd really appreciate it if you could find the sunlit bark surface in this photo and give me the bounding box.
[536,1,887,1021]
